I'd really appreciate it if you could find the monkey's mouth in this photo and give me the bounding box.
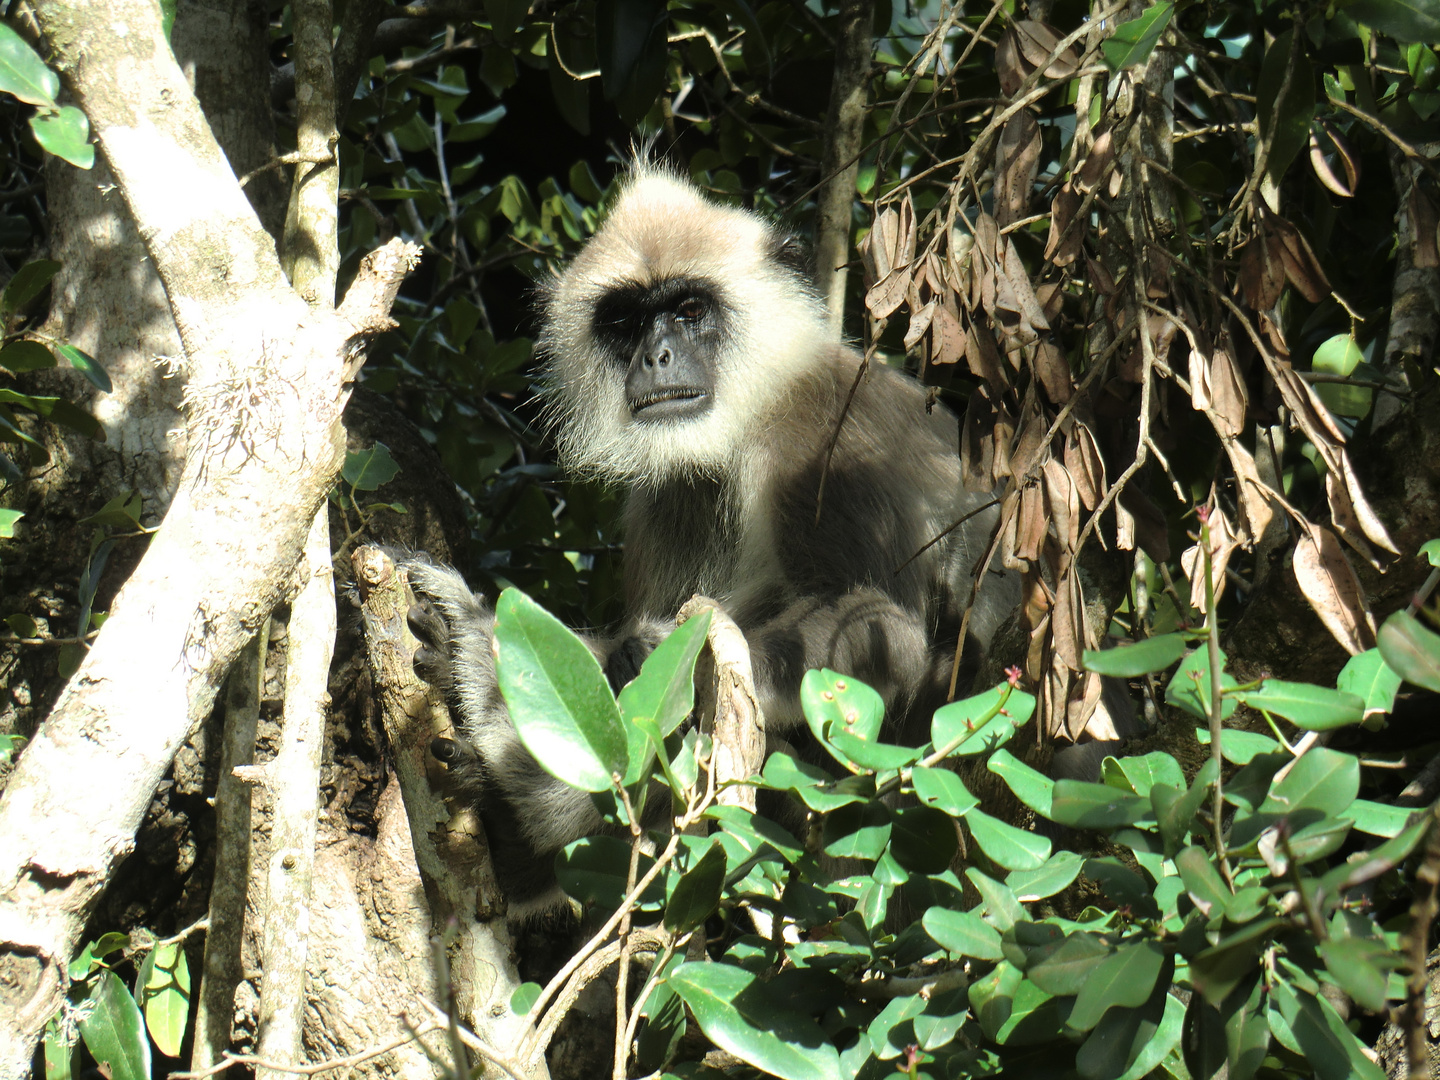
[628,389,710,420]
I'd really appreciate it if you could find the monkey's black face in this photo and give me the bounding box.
[592,277,726,423]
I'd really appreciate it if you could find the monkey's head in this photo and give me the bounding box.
[538,167,831,484]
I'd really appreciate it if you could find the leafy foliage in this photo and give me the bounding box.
[487,578,1440,1080]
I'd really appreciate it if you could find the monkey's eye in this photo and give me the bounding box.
[674,297,708,322]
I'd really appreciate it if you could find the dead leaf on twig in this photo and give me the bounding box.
[1292,524,1376,654]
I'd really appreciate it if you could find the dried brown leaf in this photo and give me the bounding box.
[1016,482,1047,562]
[1292,524,1377,654]
[1010,390,1047,480]
[1208,344,1248,439]
[966,319,1009,393]
[1064,423,1106,510]
[996,26,1027,97]
[1034,340,1074,405]
[961,388,997,492]
[1085,254,1116,295]
[991,403,1016,480]
[1036,282,1064,325]
[1309,127,1356,198]
[1188,346,1212,412]
[1044,456,1079,551]
[999,488,1026,570]
[1051,567,1083,672]
[1000,237,1050,335]
[1180,499,1237,614]
[1045,184,1083,267]
[996,111,1043,229]
[1220,438,1276,543]
[1077,128,1114,194]
[931,298,967,365]
[1014,20,1081,78]
[1238,235,1284,310]
[905,300,937,350]
[1327,453,1400,564]
[1267,213,1330,303]
[1118,485,1170,561]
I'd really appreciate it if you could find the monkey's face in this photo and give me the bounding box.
[592,277,725,425]
[539,169,830,485]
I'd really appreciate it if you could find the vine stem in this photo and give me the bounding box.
[1199,511,1233,888]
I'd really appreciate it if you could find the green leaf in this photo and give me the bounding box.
[1257,31,1316,190]
[1379,609,1440,692]
[342,442,400,490]
[53,342,111,393]
[1102,751,1185,797]
[1344,0,1440,43]
[77,971,150,1080]
[1233,680,1365,730]
[594,0,669,125]
[49,399,104,440]
[966,868,1028,933]
[665,839,726,934]
[1165,647,1238,722]
[1196,726,1280,765]
[911,765,978,816]
[923,907,1004,960]
[988,747,1055,816]
[43,1013,73,1080]
[1067,942,1165,1032]
[510,982,542,1014]
[1048,779,1148,829]
[822,800,890,859]
[1006,851,1084,901]
[1421,538,1440,566]
[888,804,958,873]
[134,941,190,1058]
[1175,845,1229,918]
[0,508,22,539]
[0,340,55,372]
[1084,857,1161,918]
[1337,649,1402,720]
[1259,747,1359,817]
[966,807,1052,870]
[1349,798,1418,838]
[1311,334,1370,418]
[494,588,626,792]
[80,491,141,530]
[826,730,919,771]
[801,668,884,767]
[1155,757,1218,854]
[1083,633,1188,676]
[1191,918,1285,1004]
[931,683,1035,756]
[1101,1,1174,70]
[619,608,709,737]
[705,804,803,862]
[1319,937,1393,1013]
[1271,981,1385,1080]
[1076,965,1177,1080]
[0,23,59,106]
[31,106,94,169]
[483,0,530,43]
[1025,932,1113,997]
[556,835,660,909]
[1,258,60,314]
[668,962,843,1080]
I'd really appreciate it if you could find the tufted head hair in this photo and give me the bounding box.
[537,165,832,485]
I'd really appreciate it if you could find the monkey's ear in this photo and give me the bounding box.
[769,233,811,279]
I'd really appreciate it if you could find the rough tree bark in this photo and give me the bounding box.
[0,0,418,1071]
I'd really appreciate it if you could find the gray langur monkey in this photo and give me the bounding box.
[407,166,1028,917]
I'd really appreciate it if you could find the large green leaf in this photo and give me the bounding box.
[1233,680,1364,730]
[1258,747,1359,817]
[1,258,60,314]
[923,907,1004,960]
[965,807,1052,870]
[494,588,626,792]
[1257,31,1316,189]
[664,839,726,934]
[594,0,669,124]
[1101,2,1174,69]
[0,23,59,107]
[801,667,884,767]
[619,607,709,736]
[555,835,661,910]
[78,971,150,1080]
[1270,981,1385,1080]
[1007,851,1084,900]
[1379,609,1440,692]
[888,804,958,873]
[1337,648,1402,720]
[931,683,1035,756]
[668,962,843,1080]
[1083,633,1188,676]
[134,941,190,1058]
[910,765,978,816]
[1048,779,1148,829]
[988,747,1054,816]
[1164,646,1238,721]
[1344,0,1440,42]
[1067,941,1166,1032]
[31,106,94,169]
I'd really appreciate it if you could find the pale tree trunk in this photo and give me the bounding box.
[0,1,417,1073]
